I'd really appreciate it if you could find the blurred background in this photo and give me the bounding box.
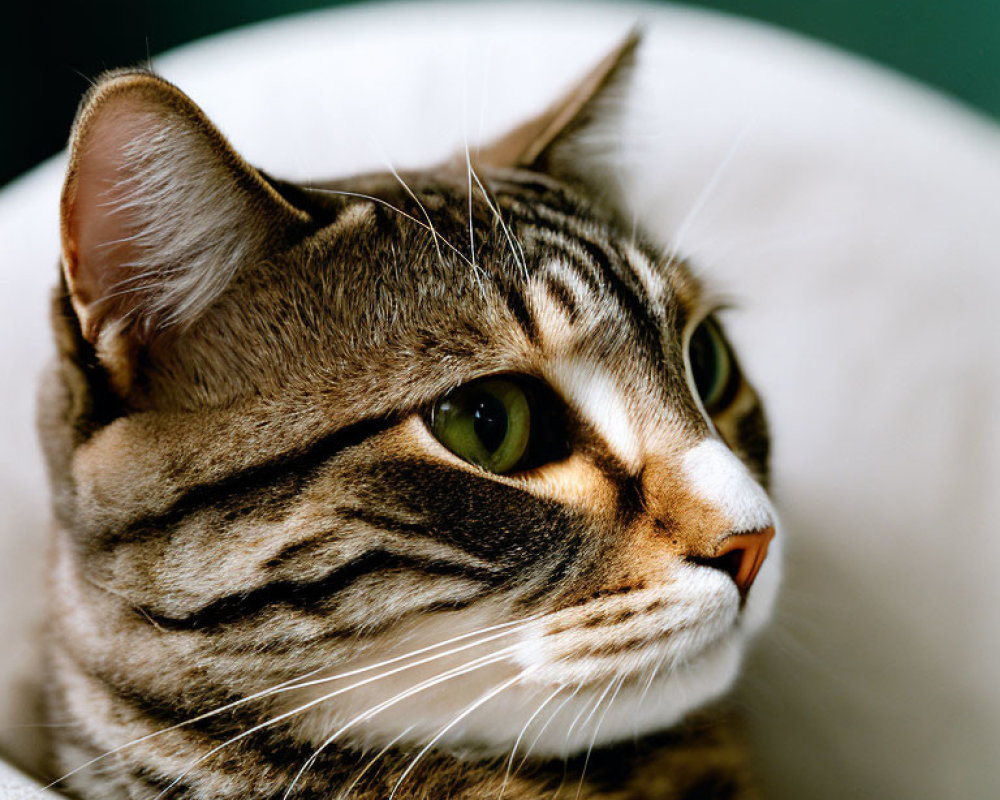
[1,0,998,188]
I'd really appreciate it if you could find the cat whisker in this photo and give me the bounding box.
[498,683,567,799]
[150,625,539,798]
[463,141,487,293]
[663,122,753,270]
[517,682,584,770]
[562,675,613,755]
[283,644,523,799]
[632,652,665,740]
[693,224,844,265]
[609,126,641,252]
[31,668,328,799]
[260,615,539,698]
[39,616,538,798]
[388,669,532,800]
[306,186,477,271]
[383,160,447,273]
[341,724,415,797]
[575,675,625,800]
[468,160,530,282]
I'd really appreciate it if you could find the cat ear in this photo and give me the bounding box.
[60,70,311,348]
[476,31,639,201]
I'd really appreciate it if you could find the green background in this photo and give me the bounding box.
[1,0,997,187]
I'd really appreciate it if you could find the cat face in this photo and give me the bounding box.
[44,36,778,791]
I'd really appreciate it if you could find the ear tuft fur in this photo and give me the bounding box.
[476,31,641,204]
[60,70,310,346]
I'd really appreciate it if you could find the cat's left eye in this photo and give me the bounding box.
[429,377,567,474]
[687,316,740,414]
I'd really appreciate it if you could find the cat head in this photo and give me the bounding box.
[46,33,779,766]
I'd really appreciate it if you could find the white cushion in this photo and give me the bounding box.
[1,2,997,796]
[0,759,55,798]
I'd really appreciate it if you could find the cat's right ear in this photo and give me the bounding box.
[60,70,311,357]
[475,32,640,206]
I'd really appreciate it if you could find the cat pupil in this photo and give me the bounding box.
[472,394,508,452]
[689,322,719,402]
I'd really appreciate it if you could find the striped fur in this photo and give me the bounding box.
[40,46,777,800]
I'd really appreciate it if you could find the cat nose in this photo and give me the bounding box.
[688,527,775,600]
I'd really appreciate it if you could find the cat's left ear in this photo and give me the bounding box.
[60,70,312,349]
[476,31,639,204]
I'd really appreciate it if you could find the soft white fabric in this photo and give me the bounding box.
[1,2,997,797]
[0,759,55,798]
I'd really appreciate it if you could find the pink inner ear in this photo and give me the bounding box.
[64,105,159,340]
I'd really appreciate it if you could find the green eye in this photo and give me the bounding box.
[687,316,738,413]
[431,379,533,473]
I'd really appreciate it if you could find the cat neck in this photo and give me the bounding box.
[303,717,753,799]
[51,708,751,800]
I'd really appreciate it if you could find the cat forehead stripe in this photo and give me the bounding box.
[526,280,576,352]
[543,258,600,310]
[622,241,667,307]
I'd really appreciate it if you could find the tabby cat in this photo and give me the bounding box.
[39,34,780,799]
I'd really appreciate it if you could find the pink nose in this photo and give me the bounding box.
[701,527,775,599]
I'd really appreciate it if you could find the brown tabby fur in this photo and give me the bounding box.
[40,34,771,799]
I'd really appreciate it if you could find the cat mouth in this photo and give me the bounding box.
[516,589,742,689]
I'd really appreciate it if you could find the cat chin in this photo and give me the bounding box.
[463,634,746,758]
[288,628,745,761]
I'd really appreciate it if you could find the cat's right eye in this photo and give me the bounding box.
[687,316,741,414]
[429,377,568,474]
